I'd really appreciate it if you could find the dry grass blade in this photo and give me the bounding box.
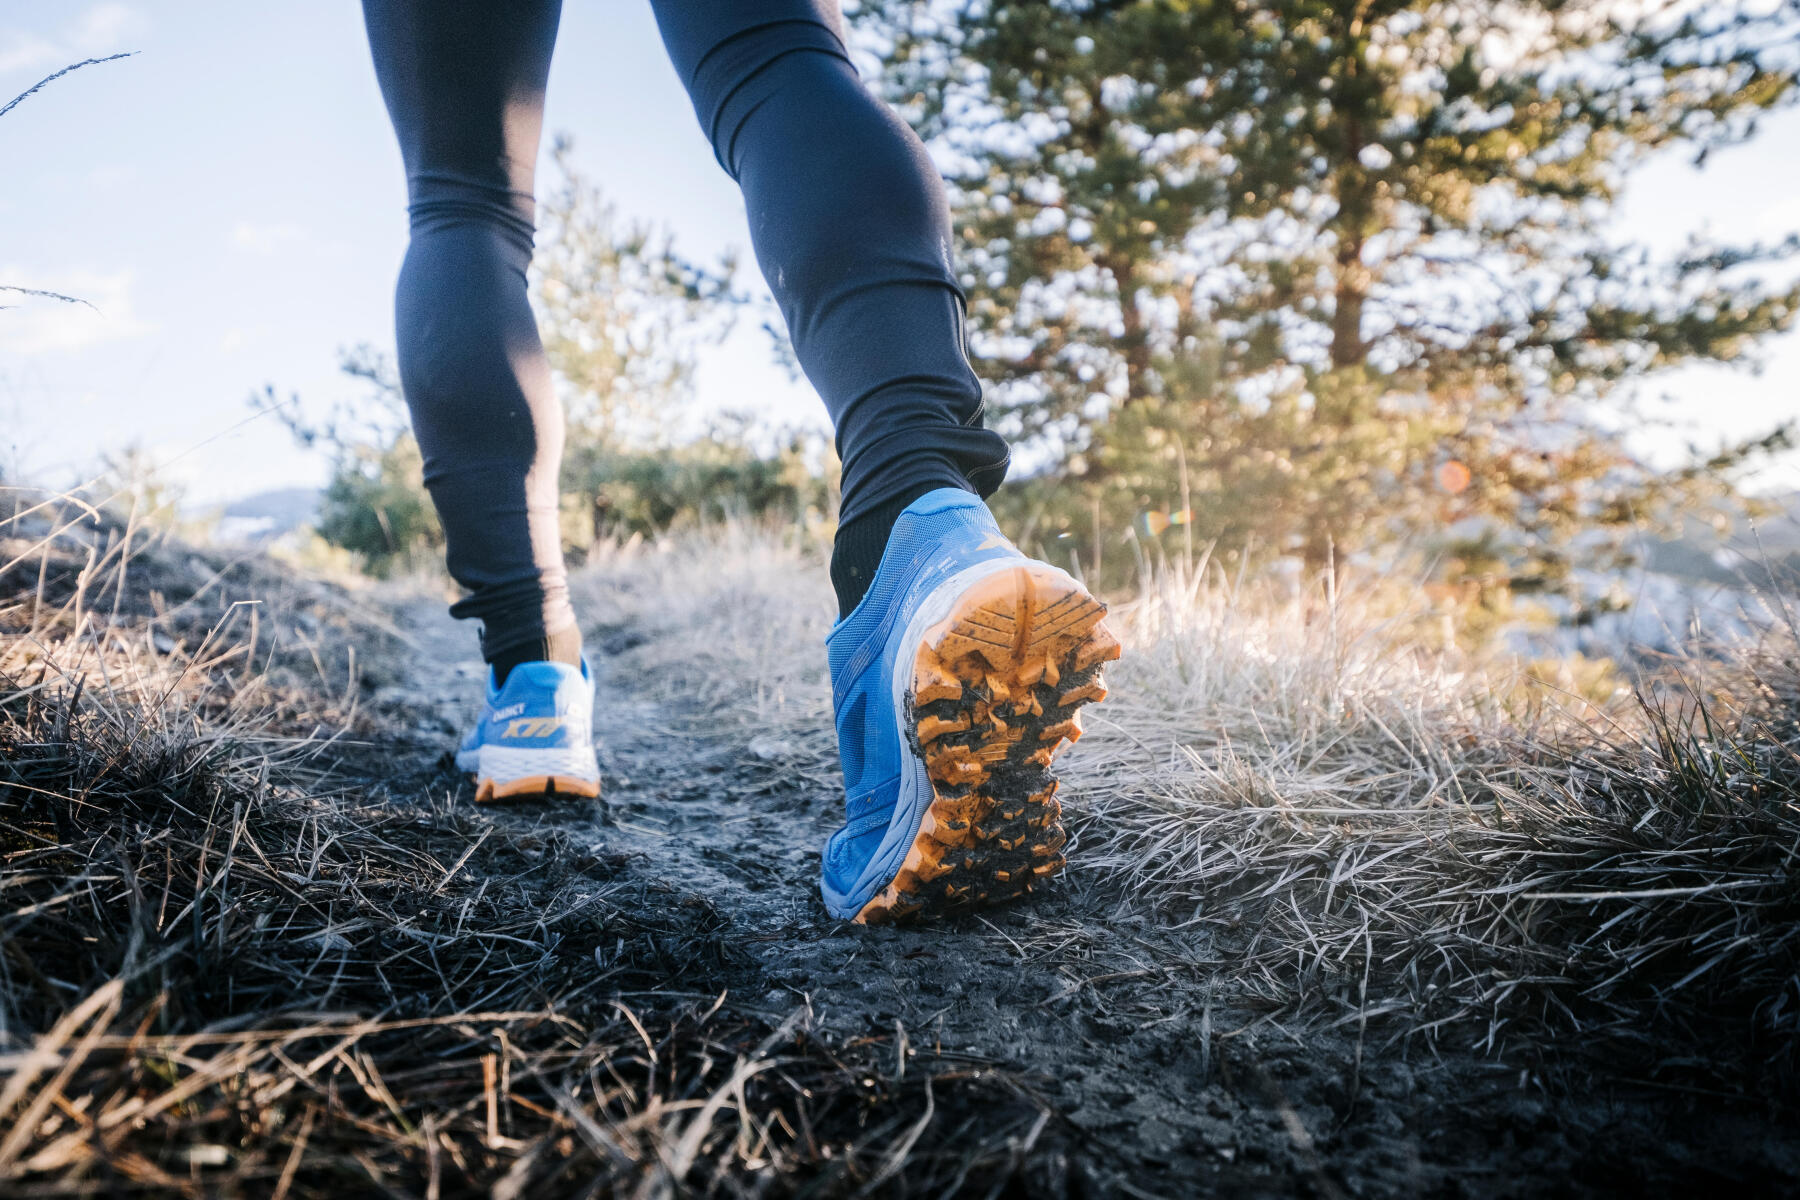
[0,53,137,121]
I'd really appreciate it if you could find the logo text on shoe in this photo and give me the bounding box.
[501,716,564,738]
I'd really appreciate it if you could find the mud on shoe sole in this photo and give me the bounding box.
[855,564,1121,924]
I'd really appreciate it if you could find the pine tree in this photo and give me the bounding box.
[858,0,1800,593]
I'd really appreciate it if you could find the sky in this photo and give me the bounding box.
[3,1,1798,506]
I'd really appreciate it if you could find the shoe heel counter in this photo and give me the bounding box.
[898,487,983,520]
[488,664,592,749]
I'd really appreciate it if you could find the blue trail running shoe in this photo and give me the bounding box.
[823,489,1121,923]
[454,658,601,803]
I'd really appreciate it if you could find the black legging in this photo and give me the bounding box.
[362,0,1009,659]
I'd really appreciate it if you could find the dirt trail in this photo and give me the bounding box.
[388,596,1784,1198]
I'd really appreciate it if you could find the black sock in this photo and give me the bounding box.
[488,624,584,687]
[831,488,949,618]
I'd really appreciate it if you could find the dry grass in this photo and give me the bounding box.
[1077,565,1800,1089]
[0,499,1066,1197]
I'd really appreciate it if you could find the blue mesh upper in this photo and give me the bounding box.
[461,657,593,754]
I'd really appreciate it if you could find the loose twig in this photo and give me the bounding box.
[0,53,136,121]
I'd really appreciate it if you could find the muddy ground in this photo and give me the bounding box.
[341,592,1800,1199]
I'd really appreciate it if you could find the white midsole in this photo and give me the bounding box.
[466,742,598,783]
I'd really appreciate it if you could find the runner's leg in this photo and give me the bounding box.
[362,0,579,680]
[648,1,1011,616]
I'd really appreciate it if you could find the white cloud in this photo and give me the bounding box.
[0,267,151,355]
[0,32,58,76]
[86,164,136,188]
[0,4,146,79]
[69,3,146,55]
[229,221,305,255]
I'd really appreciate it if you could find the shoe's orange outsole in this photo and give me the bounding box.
[474,774,602,804]
[854,564,1121,924]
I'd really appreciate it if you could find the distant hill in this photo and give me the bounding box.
[1517,491,1800,662]
[1643,491,1800,585]
[214,486,320,543]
